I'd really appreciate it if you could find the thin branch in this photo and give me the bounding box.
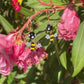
[15,9,54,34]
[50,0,53,4]
[15,7,65,34]
[19,12,31,32]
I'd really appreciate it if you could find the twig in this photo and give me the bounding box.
[19,13,31,32]
[15,7,65,34]
[50,0,53,4]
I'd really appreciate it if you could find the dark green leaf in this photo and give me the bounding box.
[0,15,14,33]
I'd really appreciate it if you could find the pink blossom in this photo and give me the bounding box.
[16,48,32,72]
[16,47,48,72]
[27,51,39,66]
[36,47,48,59]
[12,0,21,12]
[58,5,80,40]
[0,34,16,75]
[14,5,21,12]
[12,0,18,6]
[14,40,25,57]
[0,34,48,74]
[16,48,39,72]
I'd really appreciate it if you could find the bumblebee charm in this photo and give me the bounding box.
[30,42,36,51]
[25,42,42,51]
[45,24,57,42]
[45,33,57,42]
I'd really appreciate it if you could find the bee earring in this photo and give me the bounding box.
[26,32,42,51]
[45,24,58,42]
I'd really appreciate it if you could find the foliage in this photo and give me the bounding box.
[0,0,84,84]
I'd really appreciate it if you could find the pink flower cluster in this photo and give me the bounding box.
[0,34,48,76]
[12,0,21,12]
[58,5,80,41]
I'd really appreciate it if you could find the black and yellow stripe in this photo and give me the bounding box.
[30,42,36,51]
[50,34,54,42]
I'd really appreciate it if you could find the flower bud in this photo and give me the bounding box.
[58,5,80,40]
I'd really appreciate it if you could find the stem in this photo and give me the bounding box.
[19,13,31,32]
[50,0,53,4]
[15,7,65,34]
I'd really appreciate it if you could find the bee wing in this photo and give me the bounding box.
[54,33,57,37]
[25,42,31,47]
[45,35,50,39]
[36,43,42,48]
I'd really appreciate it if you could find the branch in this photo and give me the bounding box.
[15,7,65,34]
[50,0,53,4]
[16,9,54,34]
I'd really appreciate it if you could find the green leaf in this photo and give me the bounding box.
[0,15,14,33]
[24,0,49,10]
[19,80,26,84]
[72,21,84,77]
[15,74,26,79]
[34,32,46,42]
[60,51,67,70]
[7,71,16,84]
[20,7,34,17]
[0,76,7,83]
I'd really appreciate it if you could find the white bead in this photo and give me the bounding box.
[45,35,50,39]
[36,43,42,48]
[54,33,58,37]
[25,42,31,47]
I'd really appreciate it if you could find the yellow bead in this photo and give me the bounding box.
[31,44,36,46]
[18,0,23,5]
[50,34,54,37]
[50,39,54,41]
[30,48,35,50]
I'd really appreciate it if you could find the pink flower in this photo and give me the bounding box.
[16,48,39,72]
[14,5,21,12]
[16,47,48,72]
[16,48,31,72]
[16,48,38,72]
[27,51,39,66]
[58,5,80,40]
[36,47,48,59]
[12,0,21,12]
[0,34,16,75]
[14,40,25,57]
[0,34,48,74]
[12,0,18,6]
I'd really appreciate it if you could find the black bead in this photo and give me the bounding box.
[28,32,36,39]
[46,24,53,31]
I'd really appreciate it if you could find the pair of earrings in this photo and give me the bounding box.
[45,24,57,42]
[26,24,57,51]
